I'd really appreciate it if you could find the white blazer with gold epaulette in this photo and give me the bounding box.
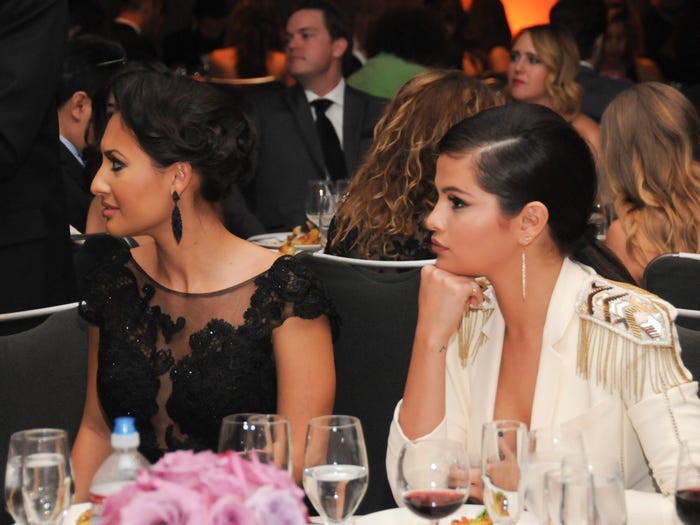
[387,258,700,525]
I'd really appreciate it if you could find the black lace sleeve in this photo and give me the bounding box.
[78,237,136,327]
[247,255,339,338]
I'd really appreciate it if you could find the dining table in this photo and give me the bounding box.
[61,503,538,524]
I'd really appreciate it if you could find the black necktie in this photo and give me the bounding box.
[310,98,347,181]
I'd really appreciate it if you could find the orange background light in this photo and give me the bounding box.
[461,0,557,36]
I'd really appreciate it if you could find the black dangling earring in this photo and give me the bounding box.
[171,191,182,243]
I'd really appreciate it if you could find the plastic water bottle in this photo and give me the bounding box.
[89,417,150,524]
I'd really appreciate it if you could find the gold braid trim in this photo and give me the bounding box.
[457,278,495,368]
[576,277,690,402]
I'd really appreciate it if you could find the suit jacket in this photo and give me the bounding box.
[59,142,90,232]
[387,259,700,525]
[246,83,386,231]
[578,64,633,122]
[0,0,76,316]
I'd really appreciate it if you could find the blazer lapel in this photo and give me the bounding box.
[283,86,326,176]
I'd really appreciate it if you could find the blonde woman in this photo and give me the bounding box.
[507,24,600,161]
[600,82,700,283]
[327,69,503,261]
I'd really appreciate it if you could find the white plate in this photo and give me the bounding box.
[247,232,321,252]
[353,504,538,524]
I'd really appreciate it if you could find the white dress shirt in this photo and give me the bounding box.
[305,79,345,148]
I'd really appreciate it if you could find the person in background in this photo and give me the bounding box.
[599,82,700,284]
[461,0,512,77]
[57,35,126,233]
[0,0,76,334]
[328,70,502,261]
[347,5,447,99]
[550,0,632,122]
[71,68,336,501]
[386,102,700,525]
[596,12,663,83]
[208,0,287,82]
[161,0,227,75]
[507,24,600,161]
[245,0,386,232]
[108,0,163,62]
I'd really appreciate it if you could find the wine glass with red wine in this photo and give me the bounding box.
[397,439,470,525]
[676,440,700,525]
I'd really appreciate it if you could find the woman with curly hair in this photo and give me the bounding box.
[600,82,700,283]
[507,24,600,161]
[326,69,503,261]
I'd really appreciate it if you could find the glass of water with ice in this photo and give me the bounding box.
[5,428,72,525]
[302,415,368,524]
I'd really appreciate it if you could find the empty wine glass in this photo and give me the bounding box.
[302,415,368,525]
[6,428,72,525]
[218,413,291,473]
[676,440,700,525]
[397,439,470,525]
[305,180,333,227]
[318,193,337,249]
[526,427,586,524]
[481,420,528,525]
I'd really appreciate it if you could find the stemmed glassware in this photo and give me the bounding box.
[302,415,368,525]
[305,180,333,227]
[5,428,72,525]
[525,427,586,524]
[397,439,470,525]
[217,413,291,474]
[481,420,528,525]
[675,440,700,525]
[544,461,594,525]
[587,455,626,525]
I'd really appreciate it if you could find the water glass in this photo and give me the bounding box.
[676,440,700,525]
[544,463,594,525]
[302,415,368,525]
[218,413,291,473]
[525,427,586,524]
[587,456,626,525]
[5,428,72,525]
[481,420,528,524]
[397,439,470,525]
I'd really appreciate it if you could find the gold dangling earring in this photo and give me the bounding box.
[521,249,527,300]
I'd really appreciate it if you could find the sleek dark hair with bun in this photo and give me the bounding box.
[438,102,633,282]
[111,68,254,202]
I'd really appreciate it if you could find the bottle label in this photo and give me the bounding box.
[90,481,130,523]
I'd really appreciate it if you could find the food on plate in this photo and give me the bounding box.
[278,222,320,254]
[77,509,91,524]
[452,509,492,524]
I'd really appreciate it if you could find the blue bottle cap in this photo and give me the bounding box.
[113,417,137,435]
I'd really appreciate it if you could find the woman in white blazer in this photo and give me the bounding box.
[386,102,700,525]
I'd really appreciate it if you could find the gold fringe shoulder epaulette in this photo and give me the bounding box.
[457,277,494,368]
[576,276,689,402]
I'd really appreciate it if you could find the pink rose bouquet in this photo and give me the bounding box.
[101,450,309,525]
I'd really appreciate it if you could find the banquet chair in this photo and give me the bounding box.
[298,252,421,513]
[0,306,88,508]
[642,252,700,330]
[677,324,700,391]
[311,250,436,269]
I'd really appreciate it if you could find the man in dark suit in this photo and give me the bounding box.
[57,35,126,232]
[0,0,76,333]
[550,0,632,122]
[245,0,386,232]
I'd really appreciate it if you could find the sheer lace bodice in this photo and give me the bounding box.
[80,243,335,462]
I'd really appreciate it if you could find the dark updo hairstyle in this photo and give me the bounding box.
[110,67,254,202]
[438,102,634,282]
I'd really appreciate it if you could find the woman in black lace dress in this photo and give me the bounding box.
[327,70,502,261]
[71,68,336,501]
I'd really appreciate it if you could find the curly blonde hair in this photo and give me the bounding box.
[511,25,582,120]
[330,69,503,259]
[600,82,700,268]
